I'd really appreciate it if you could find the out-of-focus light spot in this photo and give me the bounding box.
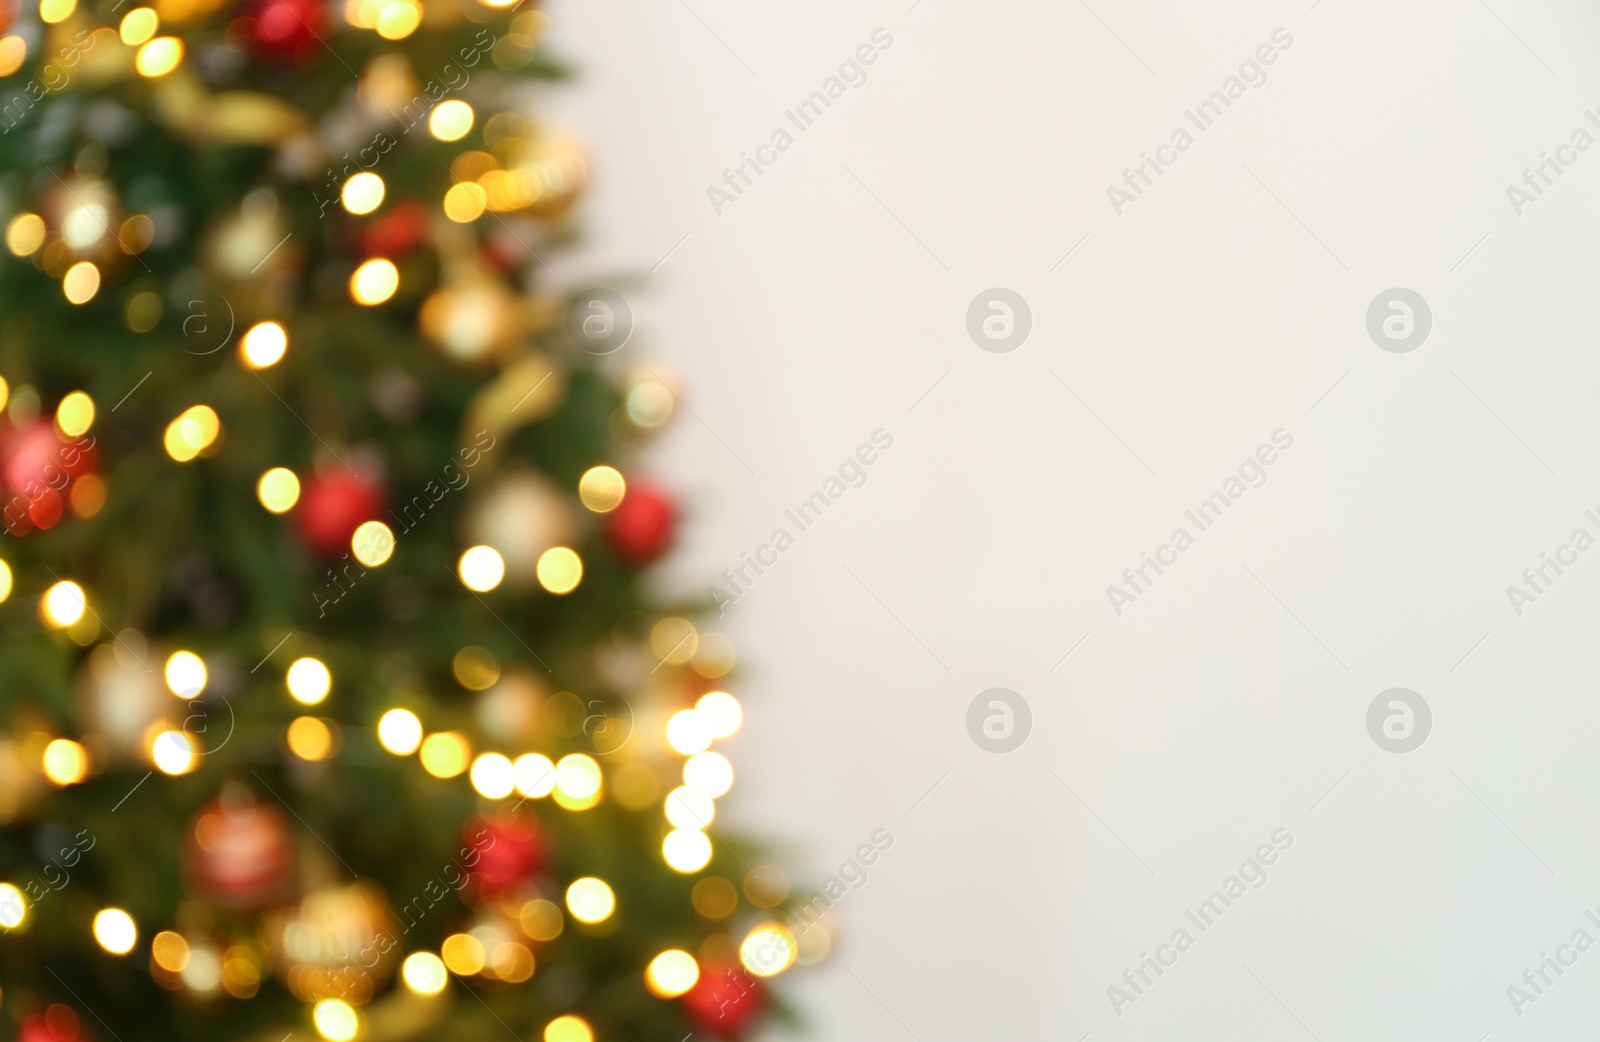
[696,690,743,739]
[536,547,582,594]
[683,752,733,798]
[420,732,470,778]
[163,405,220,462]
[164,650,207,699]
[351,520,395,567]
[119,8,159,45]
[257,468,300,513]
[429,100,474,142]
[286,657,331,705]
[513,753,555,797]
[93,908,137,954]
[377,708,422,754]
[350,258,399,305]
[565,877,614,924]
[312,998,358,1041]
[239,321,287,368]
[5,213,44,256]
[577,465,625,513]
[458,545,504,592]
[469,752,514,799]
[286,716,335,761]
[402,951,448,995]
[665,709,712,755]
[63,261,100,304]
[135,37,183,77]
[152,730,195,774]
[341,172,385,215]
[55,391,94,437]
[662,828,712,873]
[740,923,797,978]
[645,949,699,998]
[42,739,88,785]
[42,581,86,627]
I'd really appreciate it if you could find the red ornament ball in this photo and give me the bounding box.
[607,480,676,566]
[362,201,427,258]
[465,814,545,897]
[240,0,326,62]
[20,1004,85,1042]
[682,963,764,1036]
[294,470,384,559]
[183,793,296,909]
[0,420,97,536]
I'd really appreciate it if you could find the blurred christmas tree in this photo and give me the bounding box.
[0,1,815,1039]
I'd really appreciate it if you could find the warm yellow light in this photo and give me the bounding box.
[740,923,797,977]
[683,751,733,798]
[239,321,287,368]
[164,405,220,462]
[164,650,207,699]
[341,172,386,215]
[286,716,334,761]
[352,520,395,567]
[377,708,423,754]
[0,560,11,604]
[401,951,448,995]
[152,730,196,774]
[696,690,743,739]
[350,258,399,305]
[63,261,100,304]
[135,36,183,77]
[429,100,474,142]
[645,949,699,998]
[420,731,470,778]
[0,36,26,78]
[565,877,615,924]
[93,908,137,955]
[42,581,87,627]
[55,391,94,437]
[664,786,714,830]
[152,931,189,971]
[536,547,582,595]
[5,213,44,257]
[42,739,88,785]
[489,940,535,982]
[554,753,601,801]
[544,1016,593,1042]
[457,545,504,592]
[257,468,301,513]
[577,466,626,513]
[441,933,484,974]
[665,709,712,755]
[119,8,159,45]
[375,0,421,39]
[442,183,487,223]
[469,752,515,799]
[0,884,25,929]
[313,998,359,1042]
[662,828,712,873]
[286,657,331,705]
[451,645,499,690]
[40,0,75,23]
[513,753,555,797]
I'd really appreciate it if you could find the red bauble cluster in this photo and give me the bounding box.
[20,1007,86,1042]
[0,419,97,536]
[466,814,545,898]
[182,795,296,909]
[682,963,764,1036]
[235,0,327,63]
[607,480,676,566]
[294,470,385,559]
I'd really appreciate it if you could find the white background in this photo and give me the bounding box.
[545,0,1600,1038]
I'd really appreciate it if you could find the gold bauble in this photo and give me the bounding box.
[462,472,576,587]
[263,882,396,1004]
[74,640,167,755]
